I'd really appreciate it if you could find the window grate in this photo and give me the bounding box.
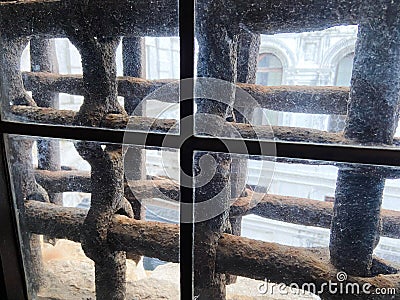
[0,1,400,300]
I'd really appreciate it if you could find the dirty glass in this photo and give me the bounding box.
[2,1,400,300]
[0,1,179,134]
[194,0,400,150]
[193,151,400,299]
[4,134,180,299]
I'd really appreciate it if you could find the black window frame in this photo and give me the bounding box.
[2,1,400,299]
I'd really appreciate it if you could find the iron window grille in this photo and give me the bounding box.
[1,1,400,299]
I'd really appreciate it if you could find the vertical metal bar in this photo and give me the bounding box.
[331,167,384,276]
[122,37,146,262]
[330,0,400,276]
[30,37,63,209]
[0,36,35,117]
[236,32,260,85]
[68,33,126,299]
[226,30,260,285]
[1,35,47,298]
[122,37,146,115]
[193,151,230,300]
[194,1,239,298]
[122,36,146,197]
[345,4,400,144]
[6,135,48,297]
[179,0,195,298]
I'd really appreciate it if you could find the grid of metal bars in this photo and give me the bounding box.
[1,1,400,300]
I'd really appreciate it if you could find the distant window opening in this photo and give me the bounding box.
[256,53,283,86]
[334,53,354,86]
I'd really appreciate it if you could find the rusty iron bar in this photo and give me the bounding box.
[121,37,147,262]
[21,72,349,115]
[0,37,35,113]
[64,21,130,298]
[22,72,173,103]
[0,1,364,38]
[236,32,260,85]
[33,169,400,240]
[24,200,179,262]
[34,169,181,200]
[6,136,49,297]
[216,236,399,300]
[30,37,63,209]
[330,1,400,277]
[194,1,241,296]
[121,36,147,210]
[122,37,146,116]
[0,0,178,38]
[24,200,400,300]
[12,105,400,148]
[231,189,400,240]
[224,30,260,285]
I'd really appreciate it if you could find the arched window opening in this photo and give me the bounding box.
[334,53,354,86]
[328,53,355,133]
[256,53,283,86]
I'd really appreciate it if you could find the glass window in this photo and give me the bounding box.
[193,151,400,299]
[2,1,400,300]
[1,12,179,132]
[4,135,180,299]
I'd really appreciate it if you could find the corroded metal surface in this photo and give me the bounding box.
[31,170,400,240]
[21,72,350,114]
[25,200,400,300]
[0,0,178,37]
[67,29,129,298]
[330,0,400,277]
[30,37,62,208]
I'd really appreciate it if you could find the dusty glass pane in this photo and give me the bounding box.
[194,0,400,149]
[4,134,180,299]
[193,151,400,299]
[0,1,179,134]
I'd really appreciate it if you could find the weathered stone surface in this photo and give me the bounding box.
[37,241,319,300]
[226,277,319,300]
[38,239,147,299]
[38,239,180,300]
[126,279,179,300]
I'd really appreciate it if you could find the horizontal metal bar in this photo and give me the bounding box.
[233,190,400,239]
[0,120,167,147]
[23,72,348,115]
[0,0,178,38]
[2,119,400,166]
[33,169,400,239]
[0,0,361,38]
